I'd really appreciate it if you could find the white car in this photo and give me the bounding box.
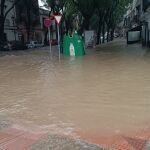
[26,41,44,49]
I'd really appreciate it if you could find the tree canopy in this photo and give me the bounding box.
[45,0,132,43]
[0,0,132,43]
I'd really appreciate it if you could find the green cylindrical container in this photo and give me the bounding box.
[63,33,85,56]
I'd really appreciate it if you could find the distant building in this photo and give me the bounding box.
[2,0,58,44]
[124,0,150,47]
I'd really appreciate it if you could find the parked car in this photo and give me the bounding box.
[114,33,119,38]
[51,39,58,46]
[0,42,10,51]
[9,41,28,50]
[26,41,44,49]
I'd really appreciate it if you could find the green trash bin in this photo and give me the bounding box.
[63,33,85,56]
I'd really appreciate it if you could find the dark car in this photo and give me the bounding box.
[0,42,10,51]
[9,41,28,50]
[51,39,58,46]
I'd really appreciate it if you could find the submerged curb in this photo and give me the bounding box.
[0,117,11,131]
[29,135,107,150]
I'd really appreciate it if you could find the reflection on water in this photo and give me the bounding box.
[0,40,150,138]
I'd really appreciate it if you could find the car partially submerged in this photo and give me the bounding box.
[9,41,28,50]
[26,41,44,49]
[127,26,142,44]
[0,42,10,51]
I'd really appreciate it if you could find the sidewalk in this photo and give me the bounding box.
[0,125,150,150]
[0,128,45,150]
[0,110,150,150]
[0,119,104,150]
[0,127,105,150]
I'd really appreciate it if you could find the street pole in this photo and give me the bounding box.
[57,24,60,60]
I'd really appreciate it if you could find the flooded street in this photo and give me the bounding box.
[0,39,150,148]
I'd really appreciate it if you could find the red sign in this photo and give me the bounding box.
[44,18,52,28]
[54,15,62,24]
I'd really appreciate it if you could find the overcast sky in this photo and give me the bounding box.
[38,0,44,7]
[38,0,50,10]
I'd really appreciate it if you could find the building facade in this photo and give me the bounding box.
[1,0,57,43]
[124,0,150,47]
[3,0,19,42]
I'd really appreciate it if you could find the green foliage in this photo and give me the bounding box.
[44,0,132,35]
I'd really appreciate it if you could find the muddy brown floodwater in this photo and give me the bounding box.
[0,40,150,147]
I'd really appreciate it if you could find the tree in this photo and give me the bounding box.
[107,0,132,41]
[94,0,106,44]
[62,0,78,34]
[0,0,21,42]
[43,0,132,43]
[73,0,95,33]
[45,0,78,34]
[94,0,132,44]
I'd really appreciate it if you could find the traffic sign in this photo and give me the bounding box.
[44,18,52,28]
[54,15,62,24]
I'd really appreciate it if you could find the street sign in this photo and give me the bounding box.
[54,15,62,60]
[44,18,52,28]
[54,15,62,24]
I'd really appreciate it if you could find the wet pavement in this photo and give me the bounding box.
[0,39,150,149]
[29,135,104,150]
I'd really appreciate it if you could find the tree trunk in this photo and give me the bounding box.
[102,22,105,43]
[84,17,90,30]
[79,16,90,35]
[97,27,101,45]
[110,28,114,41]
[44,29,48,45]
[65,20,70,35]
[0,15,6,42]
[97,15,102,45]
[0,0,6,42]
[27,8,31,42]
[107,25,110,42]
[25,0,31,42]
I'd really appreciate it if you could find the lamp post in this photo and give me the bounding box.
[11,16,16,42]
